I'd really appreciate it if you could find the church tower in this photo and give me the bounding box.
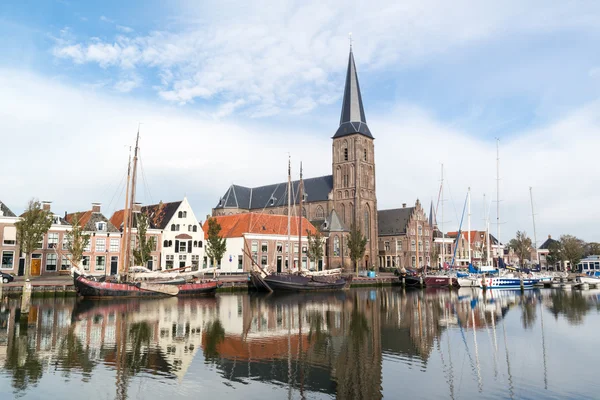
[332,46,378,269]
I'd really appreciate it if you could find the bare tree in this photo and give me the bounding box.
[15,199,52,279]
[65,213,91,272]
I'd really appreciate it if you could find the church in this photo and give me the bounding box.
[212,47,381,270]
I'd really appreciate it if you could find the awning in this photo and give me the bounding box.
[3,226,16,241]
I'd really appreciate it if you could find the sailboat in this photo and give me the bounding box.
[250,159,350,291]
[73,130,220,298]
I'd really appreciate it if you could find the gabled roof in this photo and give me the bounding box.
[320,209,348,232]
[215,176,333,210]
[110,201,183,231]
[65,210,119,233]
[0,201,16,217]
[378,207,414,236]
[333,48,373,139]
[447,231,502,245]
[203,213,318,239]
[539,236,559,250]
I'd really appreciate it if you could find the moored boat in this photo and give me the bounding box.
[480,276,534,289]
[424,275,459,287]
[263,273,350,291]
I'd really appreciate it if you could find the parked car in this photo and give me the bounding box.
[0,272,15,283]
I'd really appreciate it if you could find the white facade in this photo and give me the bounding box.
[204,237,244,273]
[159,197,205,270]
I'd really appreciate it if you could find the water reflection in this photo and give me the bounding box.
[0,288,599,399]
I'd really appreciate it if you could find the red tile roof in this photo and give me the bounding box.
[202,213,318,239]
[65,211,92,228]
[109,209,125,230]
[447,231,485,243]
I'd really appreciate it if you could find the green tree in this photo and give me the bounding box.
[430,241,440,269]
[585,242,600,257]
[65,212,91,271]
[545,241,563,270]
[347,224,367,275]
[306,229,324,270]
[132,213,155,267]
[205,218,227,276]
[15,199,52,279]
[509,231,532,267]
[560,235,585,271]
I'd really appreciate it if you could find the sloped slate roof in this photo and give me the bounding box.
[321,209,348,232]
[215,175,333,210]
[539,237,559,250]
[0,201,16,217]
[66,211,119,233]
[204,213,318,239]
[378,207,414,236]
[111,201,183,231]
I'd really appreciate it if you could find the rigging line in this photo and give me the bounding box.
[247,183,283,233]
[138,150,153,205]
[444,176,460,227]
[106,169,128,216]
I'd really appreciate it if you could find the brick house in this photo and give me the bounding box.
[66,203,121,276]
[202,213,319,274]
[0,200,19,275]
[377,200,433,269]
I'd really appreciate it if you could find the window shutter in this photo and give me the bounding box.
[175,240,179,253]
[188,240,192,253]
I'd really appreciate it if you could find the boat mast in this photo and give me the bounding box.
[119,147,132,279]
[467,187,471,265]
[416,204,419,271]
[485,194,491,266]
[124,128,141,279]
[529,187,539,265]
[298,162,303,272]
[441,164,445,269]
[496,138,501,264]
[287,155,291,271]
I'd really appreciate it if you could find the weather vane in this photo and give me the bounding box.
[349,32,353,50]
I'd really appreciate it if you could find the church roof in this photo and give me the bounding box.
[215,175,333,210]
[429,201,437,227]
[333,48,373,139]
[378,207,414,236]
[321,209,348,232]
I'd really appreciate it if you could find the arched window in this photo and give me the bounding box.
[163,240,169,247]
[315,205,324,219]
[364,148,367,161]
[342,140,348,161]
[176,224,180,231]
[183,211,187,218]
[418,225,422,236]
[178,211,183,218]
[411,240,416,251]
[188,225,192,232]
[349,202,354,223]
[171,224,175,231]
[169,240,173,247]
[193,240,197,247]
[193,225,197,232]
[364,205,370,241]
[333,236,340,256]
[341,203,346,223]
[336,166,342,187]
[350,164,355,185]
[198,241,202,248]
[344,190,349,199]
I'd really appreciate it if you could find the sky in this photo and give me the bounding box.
[1,0,599,243]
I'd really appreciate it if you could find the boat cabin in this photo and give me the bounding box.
[578,255,600,274]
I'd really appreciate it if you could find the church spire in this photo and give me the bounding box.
[333,43,373,139]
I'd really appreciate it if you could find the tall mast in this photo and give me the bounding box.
[484,194,491,266]
[441,164,445,269]
[124,128,140,277]
[529,187,539,265]
[287,155,291,271]
[298,162,303,272]
[467,187,471,265]
[496,138,501,262]
[415,205,419,270]
[119,147,132,277]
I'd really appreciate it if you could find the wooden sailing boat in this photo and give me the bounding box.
[73,129,220,298]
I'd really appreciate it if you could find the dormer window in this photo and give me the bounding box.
[302,192,308,201]
[52,216,60,225]
[96,222,106,231]
[270,196,277,206]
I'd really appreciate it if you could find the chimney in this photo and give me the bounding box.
[92,203,101,213]
[402,203,406,208]
[42,201,52,211]
[548,234,551,239]
[133,202,142,213]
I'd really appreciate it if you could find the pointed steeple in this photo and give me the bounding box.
[333,45,373,139]
[429,200,437,228]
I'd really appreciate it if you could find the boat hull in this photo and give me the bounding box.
[424,276,459,287]
[74,274,219,298]
[480,277,534,289]
[457,277,480,287]
[577,276,600,285]
[398,275,422,287]
[264,274,348,291]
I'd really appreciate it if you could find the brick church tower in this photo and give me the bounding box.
[332,46,378,269]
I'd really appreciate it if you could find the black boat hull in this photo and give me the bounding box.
[264,274,349,291]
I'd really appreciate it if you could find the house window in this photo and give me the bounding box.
[412,256,416,267]
[178,211,183,218]
[261,255,268,267]
[419,241,423,251]
[411,240,416,251]
[61,255,71,271]
[276,242,283,253]
[179,241,187,253]
[191,254,199,270]
[95,256,105,271]
[45,254,57,271]
[384,241,390,251]
[315,206,324,219]
[95,238,106,252]
[62,236,71,250]
[188,225,192,232]
[396,240,402,252]
[193,225,197,232]
[2,227,16,246]
[96,222,106,231]
[418,225,422,236]
[333,236,340,257]
[82,256,90,271]
[251,241,258,253]
[166,255,174,269]
[1,251,14,269]
[47,233,59,248]
[426,241,430,251]
[294,243,299,253]
[425,230,429,236]
[179,254,187,261]
[203,256,207,269]
[110,238,119,252]
[261,242,268,252]
[171,224,176,231]
[302,246,307,254]
[238,255,243,270]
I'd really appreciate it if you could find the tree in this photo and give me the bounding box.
[132,213,155,267]
[65,212,91,271]
[15,199,52,279]
[560,235,585,271]
[306,229,325,270]
[508,231,532,267]
[585,242,600,257]
[546,241,563,270]
[430,241,440,269]
[347,223,367,275]
[205,218,227,276]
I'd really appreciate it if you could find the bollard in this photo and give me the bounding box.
[21,279,32,314]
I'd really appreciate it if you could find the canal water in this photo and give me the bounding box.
[0,288,598,399]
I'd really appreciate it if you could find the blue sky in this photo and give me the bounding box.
[1,0,600,242]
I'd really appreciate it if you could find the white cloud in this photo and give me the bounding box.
[99,15,114,23]
[0,69,598,241]
[114,73,142,92]
[116,25,134,33]
[51,1,600,116]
